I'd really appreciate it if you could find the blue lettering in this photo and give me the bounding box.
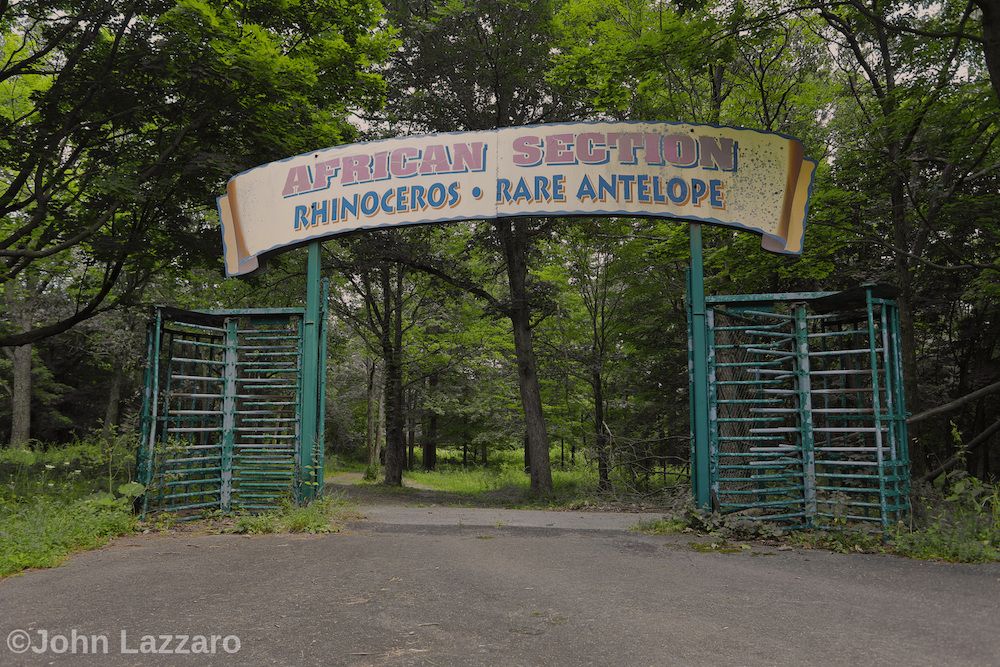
[709,179,726,209]
[293,205,309,230]
[342,194,358,219]
[497,178,512,203]
[691,179,708,206]
[310,200,329,226]
[427,183,447,208]
[361,192,379,216]
[552,174,565,202]
[636,175,650,203]
[667,178,689,205]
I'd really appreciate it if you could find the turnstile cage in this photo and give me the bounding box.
[699,287,910,529]
[137,306,325,517]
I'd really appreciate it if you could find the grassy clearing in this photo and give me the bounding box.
[230,496,362,535]
[405,463,596,498]
[324,455,368,476]
[328,447,686,510]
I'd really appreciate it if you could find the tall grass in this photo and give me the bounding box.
[405,463,597,497]
[231,496,361,535]
[0,495,137,577]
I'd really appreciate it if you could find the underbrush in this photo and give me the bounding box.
[324,455,367,475]
[0,435,141,578]
[0,493,138,577]
[794,474,1000,562]
[230,496,361,535]
[0,433,136,504]
[630,472,1000,564]
[893,473,999,562]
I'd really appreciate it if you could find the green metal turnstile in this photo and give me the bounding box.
[689,286,911,529]
[137,305,326,517]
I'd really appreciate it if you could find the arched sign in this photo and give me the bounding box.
[217,121,816,276]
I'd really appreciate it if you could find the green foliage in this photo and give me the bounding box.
[788,529,886,555]
[230,497,360,535]
[631,518,687,535]
[893,475,1000,563]
[404,454,597,499]
[1,0,395,347]
[1,435,138,504]
[117,482,146,499]
[324,455,367,475]
[0,435,141,577]
[0,494,137,578]
[688,540,749,554]
[232,512,279,535]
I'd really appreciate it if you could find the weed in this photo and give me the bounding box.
[630,518,687,535]
[232,512,279,535]
[0,436,141,578]
[891,473,1000,563]
[688,540,745,554]
[0,494,137,578]
[789,529,885,555]
[230,496,361,535]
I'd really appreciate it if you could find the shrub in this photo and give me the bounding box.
[893,473,1000,563]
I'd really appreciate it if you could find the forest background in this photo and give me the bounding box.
[1,0,998,515]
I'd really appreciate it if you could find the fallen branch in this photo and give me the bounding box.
[918,417,1000,483]
[907,379,1000,424]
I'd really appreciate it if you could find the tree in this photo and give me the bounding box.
[0,0,391,347]
[378,0,589,493]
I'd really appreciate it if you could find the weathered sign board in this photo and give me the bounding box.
[217,122,816,276]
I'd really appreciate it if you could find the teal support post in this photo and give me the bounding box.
[793,303,816,524]
[316,277,329,497]
[220,318,238,512]
[140,309,163,516]
[689,224,712,509]
[865,287,889,529]
[300,241,322,502]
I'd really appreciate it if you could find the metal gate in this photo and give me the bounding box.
[695,285,910,529]
[137,305,326,516]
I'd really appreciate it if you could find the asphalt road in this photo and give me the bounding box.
[1,507,999,666]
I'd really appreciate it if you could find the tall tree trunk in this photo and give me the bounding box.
[365,359,382,478]
[978,0,1000,102]
[523,432,531,471]
[593,364,611,491]
[382,266,407,486]
[9,343,31,446]
[423,372,438,470]
[890,174,925,473]
[497,218,552,494]
[376,389,386,465]
[406,388,416,471]
[6,284,32,447]
[102,358,124,440]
